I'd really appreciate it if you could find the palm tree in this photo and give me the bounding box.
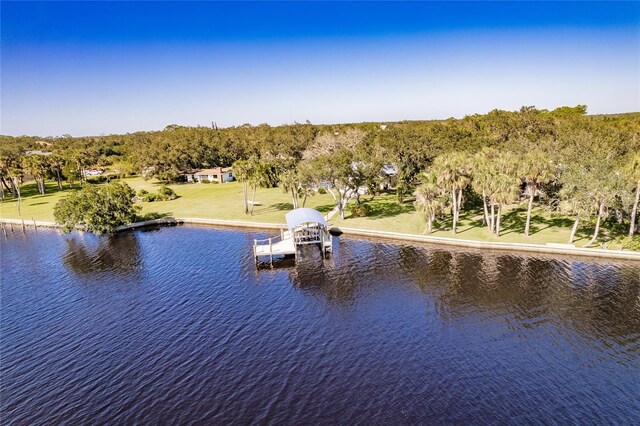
[414,172,443,234]
[279,168,300,209]
[520,151,556,237]
[432,152,471,234]
[232,159,251,214]
[558,170,590,244]
[472,148,499,232]
[248,158,271,216]
[491,174,520,237]
[623,152,640,236]
[487,152,520,236]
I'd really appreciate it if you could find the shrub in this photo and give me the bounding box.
[614,235,640,251]
[138,189,149,196]
[156,185,177,201]
[317,188,327,195]
[85,175,109,184]
[54,181,139,234]
[142,193,156,202]
[349,203,371,217]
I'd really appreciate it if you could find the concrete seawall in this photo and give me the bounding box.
[2,217,638,261]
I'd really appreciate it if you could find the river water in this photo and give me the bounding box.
[1,226,639,424]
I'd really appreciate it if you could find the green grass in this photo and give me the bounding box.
[2,178,637,251]
[0,177,335,224]
[331,192,636,250]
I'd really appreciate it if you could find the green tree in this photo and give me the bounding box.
[431,152,471,234]
[414,172,445,233]
[279,167,302,209]
[486,152,520,236]
[49,154,66,190]
[471,148,499,231]
[232,158,252,214]
[21,154,49,195]
[54,181,139,234]
[520,150,556,237]
[623,152,640,236]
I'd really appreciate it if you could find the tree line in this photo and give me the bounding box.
[1,105,639,240]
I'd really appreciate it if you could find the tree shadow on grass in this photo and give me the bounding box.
[5,181,69,200]
[500,207,575,237]
[354,200,413,220]
[252,202,293,215]
[252,202,336,216]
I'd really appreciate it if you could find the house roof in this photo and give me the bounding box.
[25,150,52,156]
[191,167,234,175]
[285,208,327,231]
[194,168,220,175]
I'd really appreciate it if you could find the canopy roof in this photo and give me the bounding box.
[285,208,327,231]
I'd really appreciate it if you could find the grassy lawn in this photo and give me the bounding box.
[2,178,637,250]
[0,177,336,224]
[332,192,636,250]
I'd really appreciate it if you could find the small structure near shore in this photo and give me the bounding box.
[253,208,332,267]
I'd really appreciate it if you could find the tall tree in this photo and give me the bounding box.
[21,154,49,195]
[623,152,640,236]
[414,172,444,233]
[431,152,471,234]
[49,154,66,190]
[486,152,520,236]
[232,159,251,214]
[520,150,556,237]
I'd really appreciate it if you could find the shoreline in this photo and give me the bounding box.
[2,217,639,261]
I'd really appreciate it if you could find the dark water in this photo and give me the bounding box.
[1,226,639,425]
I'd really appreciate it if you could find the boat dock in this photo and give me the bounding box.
[253,208,332,267]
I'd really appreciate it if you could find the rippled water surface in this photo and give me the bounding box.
[2,226,640,424]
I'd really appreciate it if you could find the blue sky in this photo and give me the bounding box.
[1,1,639,136]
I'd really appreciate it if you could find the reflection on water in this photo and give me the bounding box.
[289,240,640,347]
[62,233,142,276]
[1,227,639,424]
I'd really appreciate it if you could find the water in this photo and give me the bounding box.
[1,226,639,424]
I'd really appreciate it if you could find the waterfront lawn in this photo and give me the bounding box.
[0,177,336,224]
[2,178,636,250]
[331,192,634,249]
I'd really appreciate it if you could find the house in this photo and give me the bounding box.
[185,167,235,183]
[381,164,398,189]
[25,150,52,156]
[84,169,105,177]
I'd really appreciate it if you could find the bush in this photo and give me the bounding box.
[201,180,211,184]
[138,189,149,196]
[142,193,156,202]
[317,188,327,195]
[85,175,109,184]
[156,185,177,201]
[54,181,139,234]
[614,235,640,251]
[349,203,371,217]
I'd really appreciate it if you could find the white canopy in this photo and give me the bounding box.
[285,208,328,231]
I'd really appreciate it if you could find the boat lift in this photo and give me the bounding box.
[253,208,332,267]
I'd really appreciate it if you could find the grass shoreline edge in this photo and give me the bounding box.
[2,217,638,261]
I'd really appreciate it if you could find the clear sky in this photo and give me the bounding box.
[1,1,639,136]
